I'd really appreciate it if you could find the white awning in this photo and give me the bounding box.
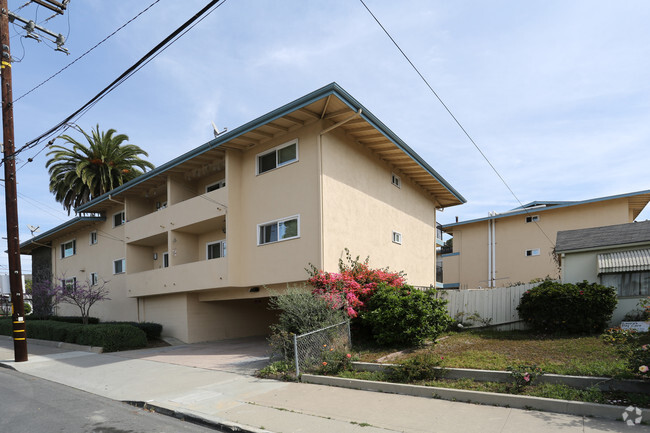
[598,249,650,274]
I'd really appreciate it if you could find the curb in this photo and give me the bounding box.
[123,401,271,433]
[301,374,650,422]
[353,362,650,394]
[0,335,102,353]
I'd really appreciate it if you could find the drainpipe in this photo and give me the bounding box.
[491,217,496,288]
[487,218,492,288]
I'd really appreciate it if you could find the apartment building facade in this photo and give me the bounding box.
[441,190,650,290]
[21,83,465,343]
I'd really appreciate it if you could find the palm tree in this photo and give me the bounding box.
[46,125,155,214]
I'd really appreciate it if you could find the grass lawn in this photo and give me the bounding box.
[356,329,646,378]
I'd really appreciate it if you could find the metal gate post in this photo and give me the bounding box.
[293,334,300,377]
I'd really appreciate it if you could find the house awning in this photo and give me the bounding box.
[597,249,650,274]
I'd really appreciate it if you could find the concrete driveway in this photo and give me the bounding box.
[115,335,271,375]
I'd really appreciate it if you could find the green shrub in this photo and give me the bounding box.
[386,353,445,383]
[103,321,162,340]
[361,284,451,347]
[517,280,617,334]
[75,324,147,352]
[268,286,348,360]
[35,316,101,325]
[316,349,355,375]
[0,320,146,352]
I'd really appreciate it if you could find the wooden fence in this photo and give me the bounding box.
[436,282,543,330]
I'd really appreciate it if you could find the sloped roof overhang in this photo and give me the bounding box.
[19,216,106,255]
[443,189,650,231]
[75,82,465,214]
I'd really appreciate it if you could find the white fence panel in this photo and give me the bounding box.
[437,282,542,330]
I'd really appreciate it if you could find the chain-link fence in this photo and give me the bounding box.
[293,320,350,376]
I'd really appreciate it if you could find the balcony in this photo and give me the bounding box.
[125,188,227,245]
[126,257,228,297]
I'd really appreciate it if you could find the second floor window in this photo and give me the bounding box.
[207,241,226,259]
[258,216,299,245]
[113,258,126,274]
[90,231,97,245]
[61,240,76,258]
[257,140,298,174]
[206,180,226,192]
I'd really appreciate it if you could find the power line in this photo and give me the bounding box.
[12,0,162,104]
[358,0,556,248]
[12,0,227,165]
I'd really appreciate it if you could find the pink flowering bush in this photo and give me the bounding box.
[307,249,404,318]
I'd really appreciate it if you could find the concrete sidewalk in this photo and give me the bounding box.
[0,338,645,433]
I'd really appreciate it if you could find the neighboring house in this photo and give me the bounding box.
[441,190,650,290]
[20,83,465,343]
[556,220,650,324]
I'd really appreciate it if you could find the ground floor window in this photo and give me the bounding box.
[600,271,650,297]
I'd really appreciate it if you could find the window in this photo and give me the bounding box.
[89,231,97,245]
[601,272,650,297]
[113,258,126,274]
[525,215,540,223]
[258,215,300,245]
[62,277,76,293]
[60,240,76,258]
[525,249,540,257]
[206,180,226,193]
[256,140,298,174]
[391,173,401,188]
[392,231,402,245]
[113,211,125,227]
[90,273,98,286]
[163,252,169,268]
[207,241,226,259]
[156,201,167,211]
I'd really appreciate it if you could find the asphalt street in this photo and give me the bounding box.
[0,368,220,433]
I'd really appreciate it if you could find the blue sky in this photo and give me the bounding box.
[3,0,650,274]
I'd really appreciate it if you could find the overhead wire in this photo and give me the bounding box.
[8,0,227,168]
[12,0,163,104]
[358,0,556,248]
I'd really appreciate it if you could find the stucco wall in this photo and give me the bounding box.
[321,128,437,286]
[445,198,633,289]
[50,205,137,322]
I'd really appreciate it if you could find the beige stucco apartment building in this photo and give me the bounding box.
[441,190,650,290]
[21,83,465,343]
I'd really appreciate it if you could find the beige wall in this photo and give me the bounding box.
[320,128,437,286]
[49,204,137,322]
[444,198,634,289]
[227,122,321,288]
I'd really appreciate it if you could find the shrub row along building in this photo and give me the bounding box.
[20,83,465,343]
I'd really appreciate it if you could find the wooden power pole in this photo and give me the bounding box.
[1,0,27,362]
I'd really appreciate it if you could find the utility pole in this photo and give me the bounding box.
[0,0,67,362]
[1,0,27,362]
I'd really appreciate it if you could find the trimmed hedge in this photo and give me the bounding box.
[28,316,100,325]
[103,321,162,340]
[0,319,147,352]
[517,280,617,334]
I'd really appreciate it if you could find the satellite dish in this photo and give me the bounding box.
[211,122,228,138]
[27,225,40,236]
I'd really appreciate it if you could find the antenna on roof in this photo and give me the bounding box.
[26,225,40,237]
[211,122,228,138]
